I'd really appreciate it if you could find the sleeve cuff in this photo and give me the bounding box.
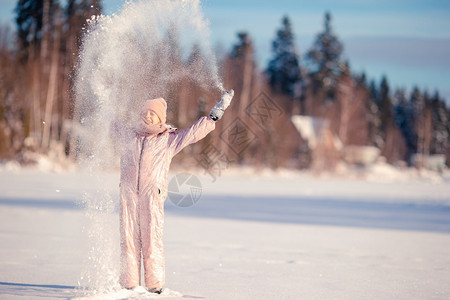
[209,114,219,121]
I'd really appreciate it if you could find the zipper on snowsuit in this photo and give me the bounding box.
[136,136,147,194]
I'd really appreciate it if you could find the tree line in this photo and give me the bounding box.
[0,1,448,171]
[260,13,449,170]
[0,0,101,163]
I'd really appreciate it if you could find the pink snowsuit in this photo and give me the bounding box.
[119,116,215,289]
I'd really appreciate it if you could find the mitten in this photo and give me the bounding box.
[209,89,234,121]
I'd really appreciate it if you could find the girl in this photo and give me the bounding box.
[118,90,234,293]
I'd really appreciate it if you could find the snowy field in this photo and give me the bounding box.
[0,164,450,299]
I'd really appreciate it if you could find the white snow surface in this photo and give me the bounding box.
[0,165,449,299]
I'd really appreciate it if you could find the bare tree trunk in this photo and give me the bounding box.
[421,106,432,169]
[338,80,351,145]
[32,59,42,149]
[41,0,50,67]
[60,69,71,154]
[61,8,79,156]
[68,98,81,161]
[417,112,425,169]
[41,29,60,151]
[239,47,253,118]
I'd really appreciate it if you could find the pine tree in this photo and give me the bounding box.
[410,86,424,117]
[65,0,102,47]
[267,15,302,99]
[371,76,396,151]
[377,76,394,127]
[15,0,62,62]
[394,88,416,160]
[227,31,256,117]
[231,32,252,58]
[15,0,45,61]
[409,86,423,155]
[367,80,381,147]
[409,87,435,167]
[306,12,343,99]
[430,92,449,155]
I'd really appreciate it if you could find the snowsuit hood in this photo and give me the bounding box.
[141,98,167,124]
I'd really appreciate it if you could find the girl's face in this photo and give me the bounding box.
[142,109,161,125]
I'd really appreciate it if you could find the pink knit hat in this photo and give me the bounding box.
[141,98,167,124]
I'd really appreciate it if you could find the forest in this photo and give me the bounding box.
[0,0,449,174]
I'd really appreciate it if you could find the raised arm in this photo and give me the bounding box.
[168,89,234,156]
[168,116,216,156]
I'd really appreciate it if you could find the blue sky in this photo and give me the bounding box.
[1,0,450,104]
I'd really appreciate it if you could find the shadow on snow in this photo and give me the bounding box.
[1,194,449,233]
[166,194,450,234]
[0,281,78,298]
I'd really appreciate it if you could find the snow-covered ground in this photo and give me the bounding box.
[0,164,449,299]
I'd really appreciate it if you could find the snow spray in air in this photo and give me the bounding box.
[74,0,224,294]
